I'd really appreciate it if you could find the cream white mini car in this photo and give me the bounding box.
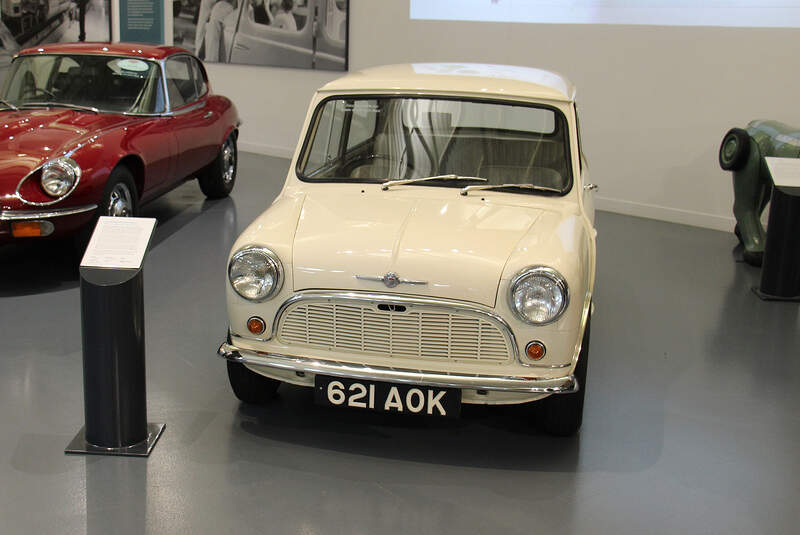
[218,63,597,435]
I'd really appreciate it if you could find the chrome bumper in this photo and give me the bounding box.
[217,342,578,394]
[0,204,97,221]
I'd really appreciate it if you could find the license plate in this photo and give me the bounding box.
[314,375,461,417]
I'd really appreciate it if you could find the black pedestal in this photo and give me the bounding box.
[66,265,164,456]
[755,185,800,301]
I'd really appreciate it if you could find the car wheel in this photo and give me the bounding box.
[198,134,237,199]
[719,128,751,171]
[227,361,281,404]
[102,166,138,218]
[534,312,590,437]
[73,165,138,256]
[173,0,181,17]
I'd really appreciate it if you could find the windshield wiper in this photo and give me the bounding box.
[381,174,487,191]
[19,102,99,113]
[460,183,563,196]
[0,98,18,111]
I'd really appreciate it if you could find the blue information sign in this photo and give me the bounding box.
[120,0,164,44]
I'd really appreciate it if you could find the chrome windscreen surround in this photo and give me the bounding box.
[269,291,520,362]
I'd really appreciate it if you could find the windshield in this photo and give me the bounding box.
[0,54,166,114]
[298,96,572,194]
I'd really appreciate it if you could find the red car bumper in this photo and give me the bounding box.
[0,204,97,244]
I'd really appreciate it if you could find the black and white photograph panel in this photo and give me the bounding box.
[0,0,111,70]
[173,0,347,70]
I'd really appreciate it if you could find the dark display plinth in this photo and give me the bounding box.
[66,217,163,457]
[755,185,800,301]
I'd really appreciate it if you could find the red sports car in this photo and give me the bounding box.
[0,42,239,244]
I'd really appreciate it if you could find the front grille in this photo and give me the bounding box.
[277,301,512,362]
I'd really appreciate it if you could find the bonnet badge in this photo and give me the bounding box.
[355,272,428,288]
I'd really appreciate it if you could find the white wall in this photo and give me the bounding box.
[205,0,800,231]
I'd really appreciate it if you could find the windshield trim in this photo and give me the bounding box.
[295,93,574,196]
[2,53,167,115]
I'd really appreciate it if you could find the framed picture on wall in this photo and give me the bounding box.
[0,1,112,68]
[173,0,348,70]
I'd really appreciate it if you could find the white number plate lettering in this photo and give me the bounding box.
[314,376,460,417]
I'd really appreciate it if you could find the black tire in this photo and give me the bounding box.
[743,249,763,267]
[198,134,237,199]
[227,361,281,404]
[74,165,138,255]
[100,165,138,217]
[173,1,182,18]
[535,313,591,437]
[719,128,751,171]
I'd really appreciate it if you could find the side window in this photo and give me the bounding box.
[165,56,199,109]
[191,58,208,97]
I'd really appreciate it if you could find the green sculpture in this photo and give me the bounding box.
[719,120,800,266]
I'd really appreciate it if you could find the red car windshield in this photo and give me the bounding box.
[0,54,166,114]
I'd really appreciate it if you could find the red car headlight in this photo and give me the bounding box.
[40,157,81,197]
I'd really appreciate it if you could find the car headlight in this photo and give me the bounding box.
[228,246,283,301]
[40,157,81,197]
[509,266,569,325]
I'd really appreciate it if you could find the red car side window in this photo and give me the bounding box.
[165,56,199,109]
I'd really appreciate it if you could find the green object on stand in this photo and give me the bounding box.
[719,120,800,266]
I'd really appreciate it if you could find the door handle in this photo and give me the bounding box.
[203,111,213,119]
[584,183,598,192]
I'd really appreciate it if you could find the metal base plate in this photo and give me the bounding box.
[65,423,165,457]
[752,286,800,302]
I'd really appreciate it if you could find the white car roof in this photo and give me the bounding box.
[319,63,576,103]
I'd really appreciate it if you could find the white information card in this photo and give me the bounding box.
[80,217,157,269]
[765,157,800,189]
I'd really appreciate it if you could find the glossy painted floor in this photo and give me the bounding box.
[1,153,799,534]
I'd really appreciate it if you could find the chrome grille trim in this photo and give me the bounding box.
[273,291,519,362]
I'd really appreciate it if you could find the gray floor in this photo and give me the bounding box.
[1,152,799,534]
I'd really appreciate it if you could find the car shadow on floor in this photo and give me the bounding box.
[0,239,82,297]
[234,384,582,473]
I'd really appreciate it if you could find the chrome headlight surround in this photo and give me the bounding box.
[228,246,284,302]
[508,266,569,325]
[40,157,81,198]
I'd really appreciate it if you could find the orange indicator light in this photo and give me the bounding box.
[526,341,546,361]
[247,316,266,335]
[11,221,53,237]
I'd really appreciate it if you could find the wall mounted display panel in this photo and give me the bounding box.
[173,0,347,70]
[410,0,800,29]
[119,0,164,43]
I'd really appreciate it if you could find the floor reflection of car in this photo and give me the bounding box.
[211,0,346,69]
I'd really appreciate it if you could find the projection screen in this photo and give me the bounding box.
[410,1,800,29]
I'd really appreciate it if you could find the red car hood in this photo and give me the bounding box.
[0,108,135,190]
